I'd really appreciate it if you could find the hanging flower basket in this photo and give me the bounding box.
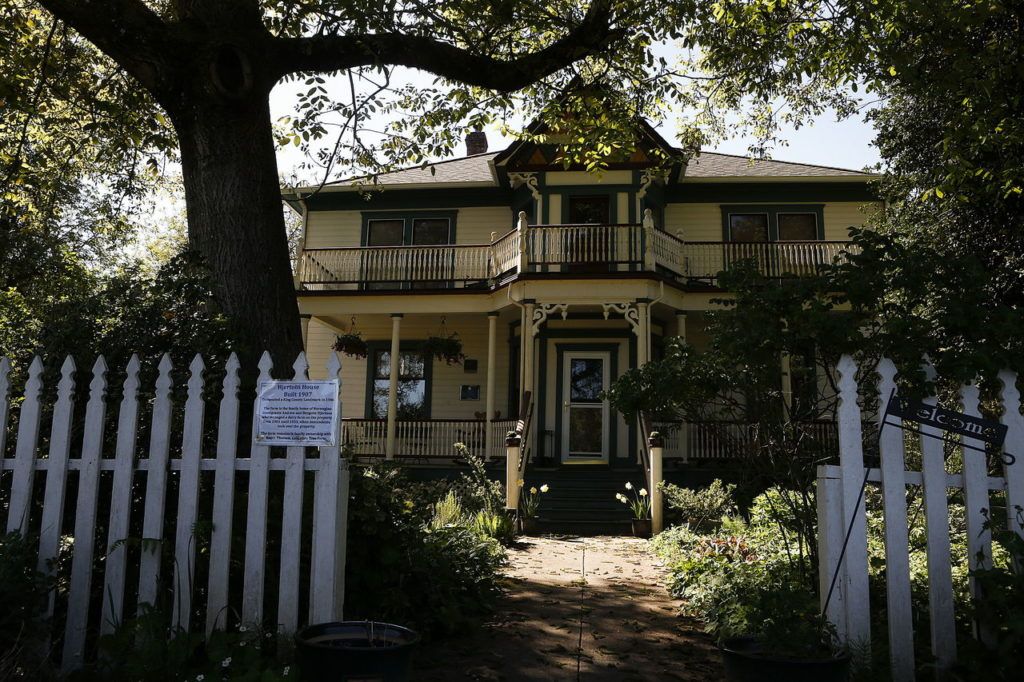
[333,331,368,359]
[422,332,464,365]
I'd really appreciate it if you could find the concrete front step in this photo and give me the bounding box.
[521,467,648,535]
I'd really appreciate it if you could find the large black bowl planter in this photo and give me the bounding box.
[631,519,652,538]
[295,621,421,682]
[721,636,850,682]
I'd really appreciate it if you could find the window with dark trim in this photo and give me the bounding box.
[361,212,457,246]
[722,205,825,241]
[370,348,428,419]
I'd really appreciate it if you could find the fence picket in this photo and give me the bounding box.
[998,371,1024,537]
[63,357,109,669]
[101,355,141,635]
[310,352,347,623]
[6,357,44,534]
[816,465,847,642]
[172,355,206,631]
[206,352,241,633]
[277,352,309,632]
[242,352,274,626]
[876,359,914,680]
[37,357,77,593]
[0,357,10,460]
[138,354,174,610]
[919,361,957,670]
[960,381,995,646]
[835,355,871,649]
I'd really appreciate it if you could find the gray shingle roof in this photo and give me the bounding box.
[329,152,499,187]
[324,148,871,188]
[684,151,872,178]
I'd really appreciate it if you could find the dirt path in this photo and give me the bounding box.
[414,535,723,681]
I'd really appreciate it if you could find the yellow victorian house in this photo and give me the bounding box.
[284,122,878,532]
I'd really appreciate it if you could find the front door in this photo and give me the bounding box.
[561,351,611,463]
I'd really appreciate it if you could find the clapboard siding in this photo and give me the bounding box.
[303,206,512,249]
[306,314,509,421]
[663,201,880,241]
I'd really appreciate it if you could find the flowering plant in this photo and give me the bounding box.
[518,480,549,519]
[616,481,650,520]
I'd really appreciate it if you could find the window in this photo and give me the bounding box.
[728,214,769,242]
[371,349,428,419]
[777,213,818,241]
[722,205,824,242]
[366,219,405,246]
[361,213,455,247]
[412,218,451,245]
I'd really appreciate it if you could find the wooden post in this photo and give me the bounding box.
[385,313,403,459]
[636,301,649,367]
[517,211,530,274]
[522,302,535,396]
[506,431,522,511]
[300,314,311,349]
[817,464,848,643]
[485,312,498,460]
[643,208,656,271]
[780,352,793,413]
[648,431,664,534]
[675,311,687,342]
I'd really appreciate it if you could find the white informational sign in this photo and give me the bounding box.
[254,380,340,446]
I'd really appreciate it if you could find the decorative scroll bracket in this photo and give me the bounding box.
[531,303,569,335]
[508,172,541,200]
[602,302,641,335]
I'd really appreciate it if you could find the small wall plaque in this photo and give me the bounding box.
[461,385,481,401]
[464,358,479,373]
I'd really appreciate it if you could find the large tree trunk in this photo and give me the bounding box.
[171,73,303,370]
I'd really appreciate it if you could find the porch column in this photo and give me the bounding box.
[385,313,402,459]
[675,311,687,343]
[636,300,650,368]
[522,301,536,396]
[485,312,498,460]
[649,431,665,534]
[300,314,312,350]
[781,352,793,414]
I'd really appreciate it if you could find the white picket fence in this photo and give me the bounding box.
[818,355,1024,680]
[0,350,349,672]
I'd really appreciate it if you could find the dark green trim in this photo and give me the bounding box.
[360,210,458,246]
[306,187,513,211]
[364,340,433,419]
[553,343,620,465]
[665,182,878,203]
[720,204,825,241]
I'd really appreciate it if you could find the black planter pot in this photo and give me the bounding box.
[631,519,652,538]
[295,621,420,682]
[519,516,539,534]
[721,636,850,682]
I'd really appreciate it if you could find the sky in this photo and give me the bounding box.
[268,67,881,186]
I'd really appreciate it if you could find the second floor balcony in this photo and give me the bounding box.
[297,218,856,292]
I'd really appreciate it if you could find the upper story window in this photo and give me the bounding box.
[723,205,824,242]
[362,212,456,247]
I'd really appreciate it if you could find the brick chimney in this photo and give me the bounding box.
[466,130,488,155]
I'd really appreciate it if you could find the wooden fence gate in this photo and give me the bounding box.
[819,355,1024,680]
[0,350,349,672]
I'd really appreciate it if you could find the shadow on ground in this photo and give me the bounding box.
[413,536,723,681]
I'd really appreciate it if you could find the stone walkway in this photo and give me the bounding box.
[414,535,723,681]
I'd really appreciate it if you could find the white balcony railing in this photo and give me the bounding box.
[298,219,856,290]
[341,419,517,461]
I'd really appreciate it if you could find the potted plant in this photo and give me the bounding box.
[720,613,849,682]
[295,621,420,682]
[421,332,464,365]
[518,480,548,534]
[616,482,651,537]
[333,331,368,359]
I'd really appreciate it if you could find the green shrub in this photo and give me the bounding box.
[345,464,506,638]
[430,489,464,529]
[450,442,504,514]
[660,479,737,531]
[468,509,517,547]
[74,606,295,681]
[0,532,57,681]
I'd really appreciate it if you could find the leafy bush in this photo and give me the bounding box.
[468,510,517,547]
[0,532,56,680]
[450,442,504,514]
[660,478,736,531]
[345,464,506,638]
[75,606,295,681]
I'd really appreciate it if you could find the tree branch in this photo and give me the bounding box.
[273,1,619,91]
[35,0,170,92]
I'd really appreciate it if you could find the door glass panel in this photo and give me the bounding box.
[568,195,611,224]
[569,408,603,453]
[570,358,604,403]
[366,219,405,246]
[729,214,769,241]
[412,218,450,245]
[777,213,818,240]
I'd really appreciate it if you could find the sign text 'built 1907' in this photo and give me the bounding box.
[254,380,340,447]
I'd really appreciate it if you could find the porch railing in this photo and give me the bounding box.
[341,418,515,461]
[298,222,856,290]
[655,420,839,461]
